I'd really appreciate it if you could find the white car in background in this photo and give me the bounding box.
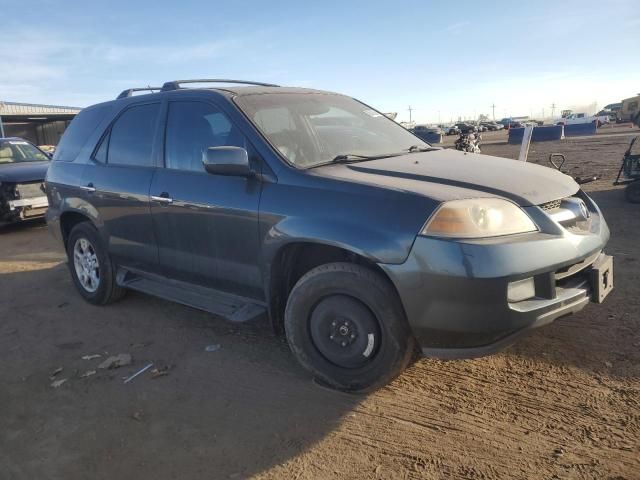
[556,112,610,127]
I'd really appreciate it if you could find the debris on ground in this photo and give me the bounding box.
[130,341,153,349]
[204,344,221,352]
[98,353,132,369]
[604,361,613,368]
[81,354,102,361]
[123,362,153,384]
[50,378,68,388]
[131,411,143,422]
[49,367,63,380]
[151,365,171,379]
[57,302,69,308]
[80,370,96,378]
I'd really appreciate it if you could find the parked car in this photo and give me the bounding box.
[481,122,502,131]
[499,118,523,129]
[45,79,613,392]
[556,112,609,127]
[0,137,50,225]
[454,122,477,134]
[412,125,442,135]
[442,125,460,135]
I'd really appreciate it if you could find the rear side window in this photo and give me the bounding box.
[53,104,110,162]
[107,103,160,167]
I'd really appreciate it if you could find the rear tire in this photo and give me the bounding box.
[284,262,415,392]
[66,222,125,305]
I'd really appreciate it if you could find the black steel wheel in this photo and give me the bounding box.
[285,262,415,392]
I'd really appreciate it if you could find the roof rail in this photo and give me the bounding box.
[116,87,163,100]
[161,79,280,91]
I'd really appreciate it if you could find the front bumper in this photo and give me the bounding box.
[380,194,611,359]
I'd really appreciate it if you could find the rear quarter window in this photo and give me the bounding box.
[53,104,111,162]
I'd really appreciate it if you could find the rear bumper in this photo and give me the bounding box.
[380,197,611,358]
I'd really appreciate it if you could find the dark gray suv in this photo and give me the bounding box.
[45,79,613,391]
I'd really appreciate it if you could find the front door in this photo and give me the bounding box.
[82,102,161,271]
[150,100,263,299]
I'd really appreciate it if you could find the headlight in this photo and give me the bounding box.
[421,198,537,238]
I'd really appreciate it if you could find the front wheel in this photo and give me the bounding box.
[284,263,415,392]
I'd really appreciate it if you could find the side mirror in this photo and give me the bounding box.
[203,146,253,177]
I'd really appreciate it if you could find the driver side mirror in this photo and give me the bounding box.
[203,146,253,177]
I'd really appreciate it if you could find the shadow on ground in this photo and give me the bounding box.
[0,264,361,479]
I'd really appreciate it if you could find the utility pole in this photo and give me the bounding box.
[407,105,414,124]
[490,103,496,120]
[550,103,556,119]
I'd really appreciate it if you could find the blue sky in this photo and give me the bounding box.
[1,0,638,123]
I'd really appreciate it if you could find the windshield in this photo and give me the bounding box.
[235,93,428,168]
[0,140,49,164]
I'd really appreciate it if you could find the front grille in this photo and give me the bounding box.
[15,182,45,199]
[539,198,562,211]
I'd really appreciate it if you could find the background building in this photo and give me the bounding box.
[0,101,81,146]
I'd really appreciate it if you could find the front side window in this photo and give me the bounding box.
[165,101,247,172]
[107,103,160,167]
[0,140,49,164]
[235,93,427,168]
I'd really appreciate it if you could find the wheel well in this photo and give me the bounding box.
[268,242,396,333]
[60,211,92,245]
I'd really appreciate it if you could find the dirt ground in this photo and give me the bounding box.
[1,125,639,480]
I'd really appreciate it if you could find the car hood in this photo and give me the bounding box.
[0,161,49,183]
[314,149,579,206]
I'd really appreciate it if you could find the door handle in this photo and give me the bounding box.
[151,193,173,204]
[80,183,96,193]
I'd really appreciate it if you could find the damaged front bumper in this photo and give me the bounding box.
[1,183,49,223]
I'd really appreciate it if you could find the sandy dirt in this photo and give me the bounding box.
[1,126,639,479]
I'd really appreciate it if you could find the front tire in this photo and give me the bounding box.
[284,263,415,392]
[66,222,125,305]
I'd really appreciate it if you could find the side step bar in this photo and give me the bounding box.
[116,268,266,323]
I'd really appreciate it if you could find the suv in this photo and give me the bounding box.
[45,79,613,392]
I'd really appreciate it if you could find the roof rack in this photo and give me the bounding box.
[161,79,280,91]
[116,87,163,99]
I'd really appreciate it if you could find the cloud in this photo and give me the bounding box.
[443,21,470,34]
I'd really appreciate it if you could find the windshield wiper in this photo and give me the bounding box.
[309,153,401,168]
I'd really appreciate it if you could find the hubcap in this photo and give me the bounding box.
[73,237,100,293]
[309,295,380,369]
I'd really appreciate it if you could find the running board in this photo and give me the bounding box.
[116,268,266,323]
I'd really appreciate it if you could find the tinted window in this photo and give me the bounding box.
[108,103,159,167]
[165,101,247,172]
[53,104,110,162]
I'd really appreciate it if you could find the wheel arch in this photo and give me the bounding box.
[266,240,405,333]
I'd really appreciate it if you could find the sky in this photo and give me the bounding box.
[1,0,639,124]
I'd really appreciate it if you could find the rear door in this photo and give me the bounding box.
[82,101,162,271]
[150,99,263,299]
